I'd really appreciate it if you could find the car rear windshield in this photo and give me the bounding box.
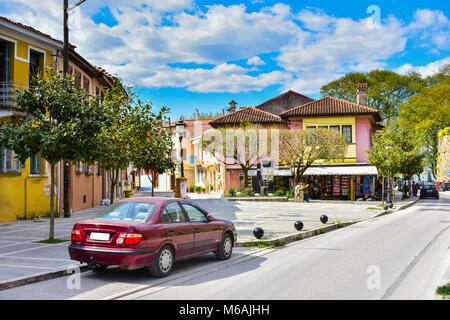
[423,185,435,189]
[95,202,156,222]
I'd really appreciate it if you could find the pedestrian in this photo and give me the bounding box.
[412,181,417,197]
[304,184,310,203]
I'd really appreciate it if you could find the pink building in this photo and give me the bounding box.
[208,85,382,200]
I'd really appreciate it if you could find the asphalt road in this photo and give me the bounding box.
[0,192,448,300]
[126,192,450,300]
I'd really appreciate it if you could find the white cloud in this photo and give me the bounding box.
[140,63,291,93]
[394,57,450,77]
[408,9,450,50]
[247,56,265,66]
[2,2,449,96]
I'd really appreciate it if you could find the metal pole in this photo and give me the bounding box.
[179,136,184,178]
[387,172,391,205]
[62,0,71,218]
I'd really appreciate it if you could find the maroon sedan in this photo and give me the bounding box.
[68,198,237,277]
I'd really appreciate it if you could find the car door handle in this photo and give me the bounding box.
[167,229,175,233]
[194,227,200,231]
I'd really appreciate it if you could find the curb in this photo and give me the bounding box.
[0,263,89,291]
[0,197,421,291]
[227,197,288,202]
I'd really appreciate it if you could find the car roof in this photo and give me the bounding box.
[118,197,195,205]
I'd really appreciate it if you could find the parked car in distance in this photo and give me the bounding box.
[68,198,237,277]
[442,182,450,191]
[419,183,439,199]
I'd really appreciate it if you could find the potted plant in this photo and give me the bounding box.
[201,186,206,194]
[195,186,201,194]
[124,190,132,198]
[189,185,195,193]
[210,184,214,192]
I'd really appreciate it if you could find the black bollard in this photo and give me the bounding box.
[320,215,328,224]
[294,221,304,231]
[253,227,264,239]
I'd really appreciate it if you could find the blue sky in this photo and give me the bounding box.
[1,0,449,119]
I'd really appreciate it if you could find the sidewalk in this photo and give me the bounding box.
[0,195,420,290]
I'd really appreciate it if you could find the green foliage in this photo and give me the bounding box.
[399,77,450,178]
[320,69,426,123]
[368,122,425,179]
[225,187,237,197]
[275,189,285,196]
[239,187,255,197]
[286,189,295,198]
[436,283,450,297]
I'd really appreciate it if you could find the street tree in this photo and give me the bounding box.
[368,122,426,199]
[202,122,273,189]
[132,105,175,197]
[320,69,426,123]
[398,78,450,178]
[278,128,348,186]
[0,71,105,240]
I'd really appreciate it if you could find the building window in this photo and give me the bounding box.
[306,126,316,130]
[84,163,94,175]
[74,70,81,87]
[0,40,12,83]
[96,164,102,176]
[96,86,101,106]
[342,125,352,143]
[0,148,21,173]
[75,161,84,174]
[30,155,41,174]
[83,76,90,92]
[29,50,42,86]
[330,125,340,132]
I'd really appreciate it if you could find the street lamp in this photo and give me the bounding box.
[63,0,87,218]
[176,120,186,178]
[386,143,393,208]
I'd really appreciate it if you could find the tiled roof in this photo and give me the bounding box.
[209,107,287,128]
[280,96,381,121]
[94,66,115,82]
[255,90,314,109]
[0,16,66,46]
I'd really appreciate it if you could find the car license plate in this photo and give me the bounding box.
[90,232,110,241]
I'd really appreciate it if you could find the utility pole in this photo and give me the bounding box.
[62,0,86,218]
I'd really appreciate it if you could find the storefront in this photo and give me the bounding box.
[272,165,379,200]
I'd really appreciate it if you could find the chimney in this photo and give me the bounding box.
[356,83,368,106]
[222,109,225,116]
[227,100,237,113]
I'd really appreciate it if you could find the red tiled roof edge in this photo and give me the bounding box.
[0,16,69,47]
[209,106,287,128]
[280,96,381,121]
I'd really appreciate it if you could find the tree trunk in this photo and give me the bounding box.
[381,176,385,205]
[242,168,249,189]
[109,168,119,204]
[148,172,154,197]
[63,160,71,218]
[49,162,55,241]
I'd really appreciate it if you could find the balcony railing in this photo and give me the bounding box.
[0,81,29,109]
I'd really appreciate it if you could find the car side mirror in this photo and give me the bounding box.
[206,214,214,222]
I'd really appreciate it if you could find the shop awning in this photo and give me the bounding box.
[272,165,378,176]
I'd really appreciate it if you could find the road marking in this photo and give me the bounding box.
[381,225,450,300]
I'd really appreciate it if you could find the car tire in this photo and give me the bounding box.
[215,233,233,260]
[149,245,174,278]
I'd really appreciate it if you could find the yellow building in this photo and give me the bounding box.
[0,17,63,222]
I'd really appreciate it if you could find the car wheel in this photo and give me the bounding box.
[215,233,233,260]
[149,245,174,277]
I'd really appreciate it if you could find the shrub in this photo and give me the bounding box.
[286,189,295,198]
[275,189,285,196]
[201,187,206,192]
[239,187,255,197]
[226,187,237,197]
[188,185,195,192]
[194,186,201,192]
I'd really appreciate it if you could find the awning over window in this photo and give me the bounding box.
[272,165,378,176]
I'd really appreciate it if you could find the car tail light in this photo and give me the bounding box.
[116,233,142,245]
[71,228,83,242]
